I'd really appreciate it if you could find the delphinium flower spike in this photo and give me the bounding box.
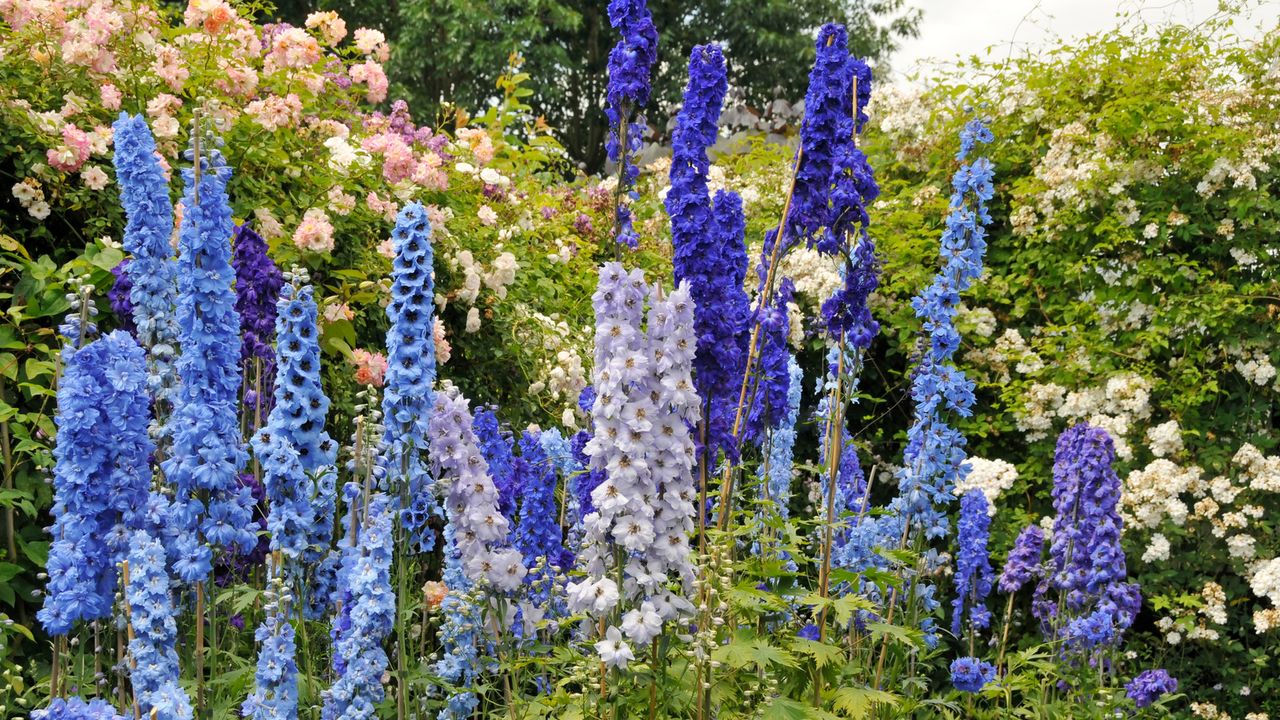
[951,489,994,637]
[381,202,443,552]
[666,43,750,463]
[323,491,395,720]
[433,520,485,720]
[886,117,994,644]
[950,655,997,693]
[233,223,284,426]
[1034,423,1141,651]
[765,356,803,520]
[998,524,1044,594]
[514,430,568,606]
[254,270,339,569]
[744,278,794,443]
[111,113,179,401]
[161,124,255,582]
[427,389,527,591]
[39,331,152,636]
[604,0,658,249]
[243,559,299,720]
[126,529,195,720]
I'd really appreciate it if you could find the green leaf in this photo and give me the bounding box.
[829,686,899,719]
[789,637,844,669]
[864,622,923,649]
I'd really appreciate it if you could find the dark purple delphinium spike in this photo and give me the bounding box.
[571,429,604,516]
[1033,423,1141,650]
[232,224,283,423]
[1125,669,1177,708]
[604,0,658,249]
[667,44,752,462]
[784,24,851,251]
[213,472,269,587]
[998,524,1044,594]
[108,260,138,337]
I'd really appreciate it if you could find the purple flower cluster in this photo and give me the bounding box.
[162,142,255,582]
[108,260,137,337]
[1125,669,1178,708]
[998,524,1044,594]
[950,656,996,693]
[1035,423,1141,650]
[39,331,152,636]
[666,44,751,461]
[951,489,994,637]
[232,223,283,422]
[428,390,527,591]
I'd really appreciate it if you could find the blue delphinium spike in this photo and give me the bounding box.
[323,490,395,720]
[243,563,299,720]
[380,203,443,552]
[951,489,994,637]
[604,0,658,249]
[126,530,194,720]
[161,139,255,582]
[111,113,179,400]
[39,331,152,636]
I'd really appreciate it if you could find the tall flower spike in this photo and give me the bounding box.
[161,132,255,582]
[427,389,527,591]
[514,430,567,604]
[765,356,803,519]
[1034,423,1141,650]
[744,278,794,443]
[434,521,485,720]
[785,24,851,251]
[883,117,994,646]
[39,331,153,636]
[126,530,194,720]
[262,274,338,568]
[112,113,179,399]
[323,491,396,720]
[604,0,658,249]
[951,489,994,637]
[33,697,128,720]
[233,223,284,425]
[667,44,750,462]
[381,202,442,552]
[243,562,299,720]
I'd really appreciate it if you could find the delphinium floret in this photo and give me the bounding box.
[381,202,443,552]
[39,330,153,636]
[473,406,518,522]
[949,655,997,693]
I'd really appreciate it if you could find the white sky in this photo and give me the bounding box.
[891,0,1280,80]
